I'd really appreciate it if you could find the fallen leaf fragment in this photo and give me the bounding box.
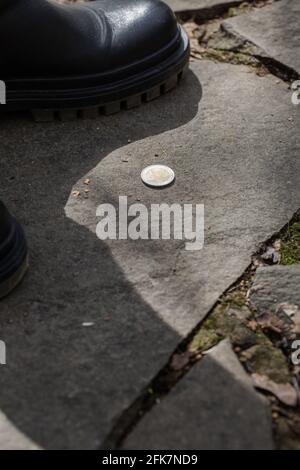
[247,319,258,332]
[257,313,284,335]
[170,351,193,371]
[252,373,298,407]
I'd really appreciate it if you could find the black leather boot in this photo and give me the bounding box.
[0,201,28,298]
[0,0,189,120]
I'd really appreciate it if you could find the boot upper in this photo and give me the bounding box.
[0,0,179,77]
[0,201,12,243]
[0,201,28,286]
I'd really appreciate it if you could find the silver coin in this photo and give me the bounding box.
[141,164,175,188]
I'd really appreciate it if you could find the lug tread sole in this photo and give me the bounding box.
[31,64,189,122]
[0,254,29,300]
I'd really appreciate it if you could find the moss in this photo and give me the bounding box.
[281,221,300,265]
[190,327,222,352]
[190,298,257,352]
[190,277,291,383]
[202,49,257,67]
[201,27,268,76]
[275,417,300,450]
[226,2,252,18]
[227,7,238,17]
[190,305,224,352]
[224,291,248,308]
[241,343,291,383]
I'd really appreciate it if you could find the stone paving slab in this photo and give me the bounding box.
[123,339,273,449]
[224,0,300,76]
[0,411,39,450]
[0,60,299,449]
[165,0,239,12]
[251,265,300,315]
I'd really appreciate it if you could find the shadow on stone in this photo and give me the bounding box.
[0,71,202,449]
[122,340,273,450]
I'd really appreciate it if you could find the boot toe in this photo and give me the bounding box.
[1,0,189,111]
[88,0,180,71]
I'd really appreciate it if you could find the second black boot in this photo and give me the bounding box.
[0,0,190,120]
[0,201,28,299]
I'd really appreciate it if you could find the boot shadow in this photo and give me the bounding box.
[0,71,202,449]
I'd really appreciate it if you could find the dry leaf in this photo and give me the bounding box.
[170,352,192,371]
[252,373,298,407]
[257,313,284,335]
[247,319,258,332]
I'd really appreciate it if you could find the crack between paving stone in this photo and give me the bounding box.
[175,0,277,23]
[180,0,299,84]
[254,55,300,82]
[100,208,300,450]
[220,22,300,82]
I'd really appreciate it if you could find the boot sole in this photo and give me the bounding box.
[0,221,28,300]
[2,26,190,122]
[0,254,28,300]
[31,64,189,122]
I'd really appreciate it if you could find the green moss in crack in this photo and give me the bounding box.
[241,341,291,383]
[281,220,300,265]
[222,290,248,308]
[275,417,300,450]
[201,48,268,76]
[189,307,224,352]
[189,294,257,353]
[226,2,252,19]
